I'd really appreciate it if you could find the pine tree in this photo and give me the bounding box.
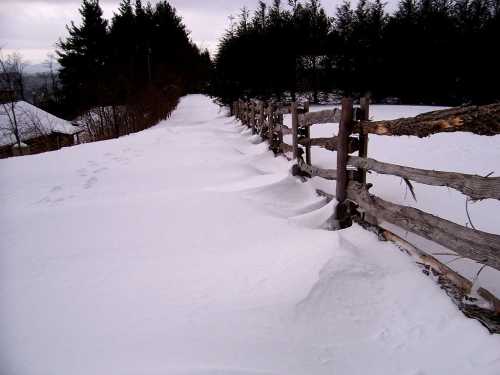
[331,1,355,94]
[57,0,109,116]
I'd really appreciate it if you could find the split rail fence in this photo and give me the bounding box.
[232,98,500,327]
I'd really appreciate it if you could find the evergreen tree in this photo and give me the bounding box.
[330,1,355,94]
[108,0,136,103]
[57,0,108,116]
[56,0,211,139]
[210,0,500,105]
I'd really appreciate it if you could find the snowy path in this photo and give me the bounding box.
[1,95,499,375]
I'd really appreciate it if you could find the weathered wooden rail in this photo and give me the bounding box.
[232,98,500,329]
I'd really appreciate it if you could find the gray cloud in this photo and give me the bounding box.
[0,0,247,62]
[1,0,396,64]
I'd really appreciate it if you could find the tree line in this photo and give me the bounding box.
[212,0,500,106]
[55,0,211,140]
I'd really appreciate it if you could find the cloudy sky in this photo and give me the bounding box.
[0,0,394,65]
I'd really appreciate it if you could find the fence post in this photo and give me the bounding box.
[258,101,264,135]
[244,101,249,126]
[303,101,311,165]
[241,102,245,125]
[291,101,299,159]
[250,102,256,133]
[333,97,354,229]
[278,111,284,154]
[267,103,274,142]
[358,96,370,184]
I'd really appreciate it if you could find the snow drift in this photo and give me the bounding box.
[1,95,499,375]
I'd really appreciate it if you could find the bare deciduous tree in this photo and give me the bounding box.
[45,53,58,94]
[0,50,27,153]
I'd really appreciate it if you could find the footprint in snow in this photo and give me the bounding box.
[232,147,246,155]
[93,167,108,174]
[84,176,98,189]
[35,196,51,204]
[50,185,63,193]
[77,168,88,177]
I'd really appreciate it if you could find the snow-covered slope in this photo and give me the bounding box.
[1,95,499,375]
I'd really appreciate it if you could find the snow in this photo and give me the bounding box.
[11,141,28,148]
[1,95,499,375]
[0,101,81,147]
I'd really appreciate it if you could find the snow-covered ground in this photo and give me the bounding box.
[1,95,499,375]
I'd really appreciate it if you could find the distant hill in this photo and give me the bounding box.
[24,62,60,75]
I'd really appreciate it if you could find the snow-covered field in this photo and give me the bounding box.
[1,95,499,375]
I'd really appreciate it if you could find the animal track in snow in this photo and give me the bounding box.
[77,168,88,177]
[93,167,108,174]
[84,176,98,189]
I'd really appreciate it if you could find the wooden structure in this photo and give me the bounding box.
[0,101,83,159]
[232,98,500,330]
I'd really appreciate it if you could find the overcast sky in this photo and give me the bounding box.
[0,0,395,65]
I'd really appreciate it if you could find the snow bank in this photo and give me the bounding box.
[1,95,499,375]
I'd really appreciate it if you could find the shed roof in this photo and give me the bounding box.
[0,101,82,147]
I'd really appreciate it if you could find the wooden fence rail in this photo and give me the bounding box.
[232,97,500,330]
[348,156,500,201]
[348,181,500,271]
[231,99,500,271]
[354,102,500,137]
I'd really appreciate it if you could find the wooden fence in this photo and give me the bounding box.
[232,98,500,326]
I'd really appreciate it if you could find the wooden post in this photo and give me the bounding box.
[278,111,284,154]
[250,102,256,133]
[358,97,369,184]
[291,102,299,159]
[303,101,311,165]
[244,101,249,126]
[256,101,260,132]
[244,102,248,126]
[241,102,246,125]
[258,101,264,134]
[267,103,274,142]
[334,97,354,229]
